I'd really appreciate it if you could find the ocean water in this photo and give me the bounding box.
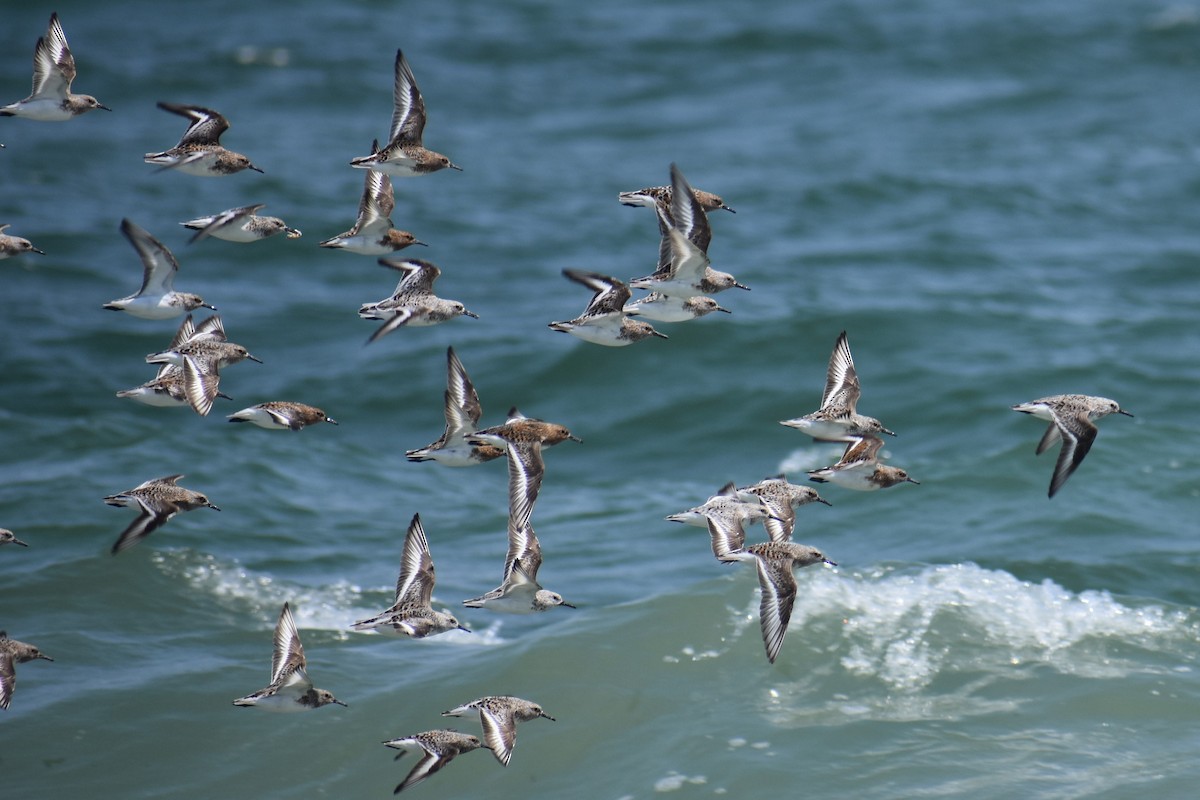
[2,0,1199,797]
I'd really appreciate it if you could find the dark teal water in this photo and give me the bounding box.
[2,1,1199,797]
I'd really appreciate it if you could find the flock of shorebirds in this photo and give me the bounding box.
[1,12,1135,793]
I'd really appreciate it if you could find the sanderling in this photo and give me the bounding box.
[780,330,896,441]
[442,696,554,766]
[736,476,831,543]
[0,529,29,547]
[1012,394,1133,498]
[322,140,426,254]
[468,408,579,540]
[0,224,46,259]
[104,474,219,555]
[461,521,573,613]
[145,314,261,372]
[350,50,461,177]
[619,183,735,216]
[233,602,345,712]
[462,455,574,613]
[726,542,835,663]
[351,514,469,638]
[808,434,918,491]
[123,314,231,416]
[182,203,300,244]
[118,315,225,414]
[624,292,730,323]
[383,730,487,794]
[0,631,53,711]
[407,347,505,466]
[548,269,667,346]
[116,360,224,416]
[228,401,337,431]
[144,102,262,176]
[666,482,777,562]
[103,219,215,319]
[630,164,748,297]
[1,13,109,121]
[621,176,733,275]
[467,408,581,457]
[359,258,478,344]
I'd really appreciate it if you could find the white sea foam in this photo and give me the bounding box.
[788,563,1197,689]
[151,550,506,646]
[653,772,707,792]
[732,562,1200,726]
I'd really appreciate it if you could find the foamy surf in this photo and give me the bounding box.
[150,550,507,645]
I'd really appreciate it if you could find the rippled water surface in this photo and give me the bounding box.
[2,1,1199,798]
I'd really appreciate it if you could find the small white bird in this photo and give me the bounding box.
[117,314,229,416]
[232,602,345,712]
[321,140,426,254]
[780,330,896,442]
[0,529,29,548]
[0,13,109,121]
[359,258,478,344]
[548,269,668,346]
[1012,393,1132,498]
[228,401,337,431]
[666,482,778,563]
[382,730,487,794]
[629,163,749,297]
[181,203,300,244]
[0,631,53,711]
[350,514,469,638]
[349,50,461,177]
[807,435,919,491]
[0,224,46,260]
[624,292,730,323]
[462,444,574,613]
[103,219,214,319]
[103,474,220,555]
[736,476,831,543]
[144,102,263,176]
[725,542,836,663]
[406,347,505,467]
[441,695,555,766]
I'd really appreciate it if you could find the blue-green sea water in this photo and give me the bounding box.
[2,1,1199,797]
